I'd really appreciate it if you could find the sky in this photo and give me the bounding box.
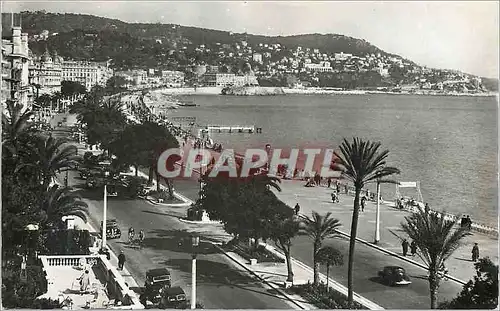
[2,1,499,78]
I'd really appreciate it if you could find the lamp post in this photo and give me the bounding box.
[374,179,381,244]
[99,161,111,249]
[191,235,199,309]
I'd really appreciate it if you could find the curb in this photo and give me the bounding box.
[259,243,384,310]
[144,196,191,208]
[209,242,309,310]
[178,218,220,225]
[297,214,467,286]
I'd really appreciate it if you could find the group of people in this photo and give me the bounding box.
[401,239,418,256]
[460,215,473,230]
[128,227,145,247]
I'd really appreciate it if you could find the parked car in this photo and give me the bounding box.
[378,266,411,286]
[159,286,186,308]
[100,219,121,239]
[140,268,172,305]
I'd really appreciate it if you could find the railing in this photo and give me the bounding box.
[39,255,144,309]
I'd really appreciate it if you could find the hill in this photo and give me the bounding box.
[12,11,400,59]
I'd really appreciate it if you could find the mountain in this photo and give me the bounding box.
[11,11,400,59]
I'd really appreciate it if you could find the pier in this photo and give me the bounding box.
[205,125,262,134]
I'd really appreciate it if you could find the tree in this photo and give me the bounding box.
[61,80,86,98]
[2,100,36,158]
[29,135,79,190]
[400,208,471,309]
[39,185,88,229]
[332,137,400,305]
[439,257,498,309]
[269,211,300,282]
[316,246,344,291]
[301,211,342,286]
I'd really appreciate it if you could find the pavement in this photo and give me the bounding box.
[274,180,498,284]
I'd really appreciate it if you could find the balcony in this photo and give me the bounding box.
[39,255,143,310]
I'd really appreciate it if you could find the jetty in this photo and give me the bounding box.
[204,125,262,134]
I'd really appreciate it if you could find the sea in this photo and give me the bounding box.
[165,93,498,228]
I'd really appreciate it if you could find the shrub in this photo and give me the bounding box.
[290,283,366,309]
[2,262,50,308]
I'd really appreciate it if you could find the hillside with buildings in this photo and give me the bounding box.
[2,10,496,104]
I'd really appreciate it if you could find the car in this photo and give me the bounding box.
[159,286,186,308]
[140,268,172,305]
[100,219,121,239]
[378,266,412,286]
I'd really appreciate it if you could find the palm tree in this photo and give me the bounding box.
[40,185,88,229]
[332,137,400,305]
[32,135,79,190]
[316,246,344,291]
[401,208,470,308]
[2,100,35,157]
[302,211,342,285]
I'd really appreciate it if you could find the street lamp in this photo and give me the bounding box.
[374,179,381,244]
[99,160,111,249]
[190,235,199,309]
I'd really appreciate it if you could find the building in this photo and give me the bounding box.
[29,50,63,95]
[304,61,333,72]
[334,52,352,61]
[2,24,33,111]
[61,60,113,91]
[161,70,185,87]
[202,73,258,87]
[252,53,263,64]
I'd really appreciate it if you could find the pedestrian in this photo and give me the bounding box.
[361,196,366,212]
[78,270,90,294]
[327,178,331,189]
[336,182,340,194]
[471,243,479,262]
[425,203,430,214]
[118,250,126,270]
[460,215,467,228]
[466,215,472,230]
[294,203,300,216]
[410,240,417,256]
[402,239,409,256]
[344,184,349,195]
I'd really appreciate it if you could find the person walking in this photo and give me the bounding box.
[118,250,126,270]
[78,270,90,294]
[425,203,430,214]
[327,178,331,189]
[402,239,409,256]
[361,196,366,212]
[471,243,479,262]
[294,203,300,216]
[336,182,340,194]
[410,240,417,256]
[138,229,145,249]
[344,184,349,195]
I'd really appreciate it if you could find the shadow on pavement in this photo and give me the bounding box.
[142,210,185,219]
[368,276,385,285]
[138,229,220,255]
[162,258,293,302]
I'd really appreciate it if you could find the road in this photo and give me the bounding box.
[173,178,463,309]
[64,169,294,309]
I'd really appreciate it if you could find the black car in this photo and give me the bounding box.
[159,286,186,308]
[378,266,412,286]
[140,268,172,305]
[100,219,121,239]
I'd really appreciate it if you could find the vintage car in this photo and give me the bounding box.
[159,286,186,308]
[140,268,172,305]
[378,266,412,286]
[100,219,121,239]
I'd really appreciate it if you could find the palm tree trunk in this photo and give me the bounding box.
[429,271,439,309]
[347,187,361,306]
[313,244,319,286]
[156,170,161,192]
[148,166,154,186]
[164,177,174,199]
[284,246,294,282]
[326,265,330,292]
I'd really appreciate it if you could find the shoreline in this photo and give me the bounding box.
[151,86,497,97]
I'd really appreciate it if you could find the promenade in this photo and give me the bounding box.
[274,180,498,284]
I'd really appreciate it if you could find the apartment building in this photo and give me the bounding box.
[61,60,113,91]
[1,24,33,111]
[202,73,258,87]
[29,50,63,95]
